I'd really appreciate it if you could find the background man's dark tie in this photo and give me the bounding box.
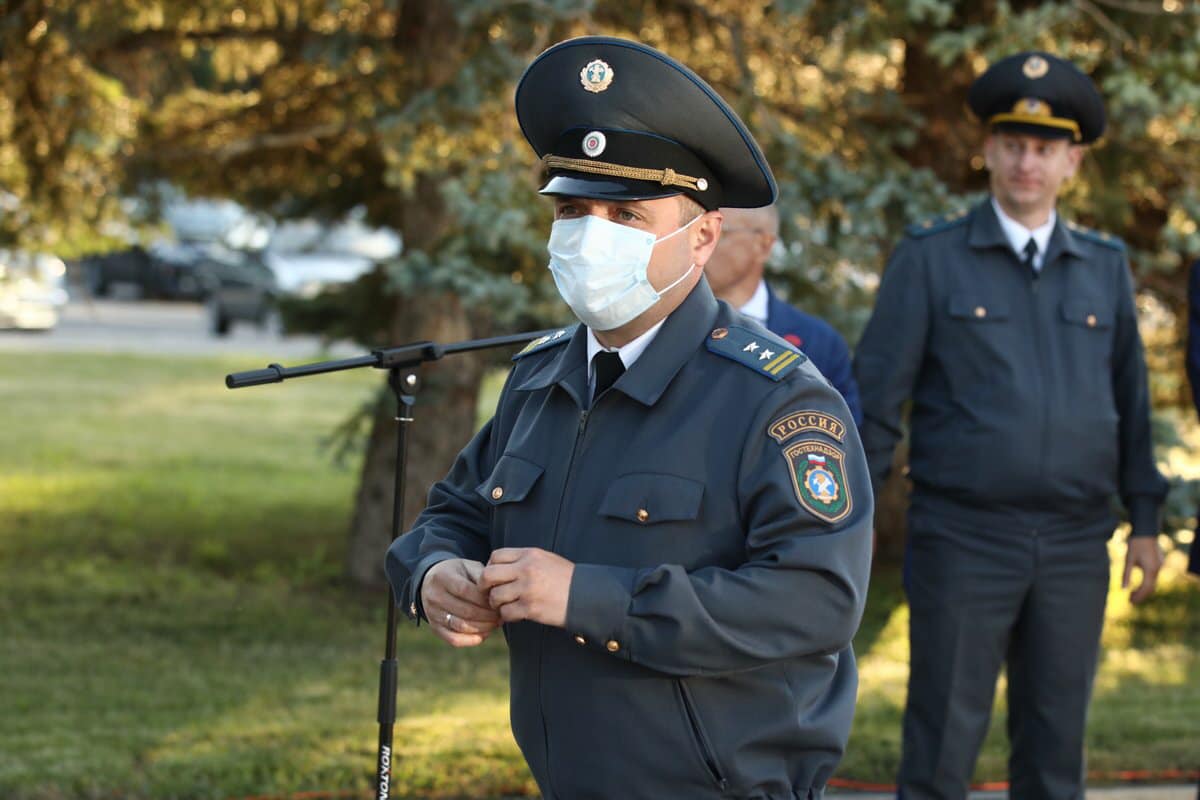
[1022,237,1039,279]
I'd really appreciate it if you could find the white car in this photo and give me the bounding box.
[0,250,69,330]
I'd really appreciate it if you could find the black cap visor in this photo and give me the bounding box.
[539,173,685,204]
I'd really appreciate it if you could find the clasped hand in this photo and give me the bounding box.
[420,548,575,648]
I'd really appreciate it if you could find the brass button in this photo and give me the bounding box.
[636,508,649,523]
[710,327,728,340]
[974,306,987,319]
[605,640,620,653]
[574,634,586,646]
[491,486,504,500]
[1086,314,1097,328]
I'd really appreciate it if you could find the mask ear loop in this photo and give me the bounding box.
[654,213,704,244]
[650,212,704,297]
[655,262,697,298]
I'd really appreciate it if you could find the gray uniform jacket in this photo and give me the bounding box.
[854,200,1167,536]
[386,280,873,800]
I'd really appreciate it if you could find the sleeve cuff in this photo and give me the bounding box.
[1126,497,1161,538]
[565,563,638,653]
[406,551,457,624]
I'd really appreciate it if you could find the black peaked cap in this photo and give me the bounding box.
[515,36,777,210]
[968,51,1106,144]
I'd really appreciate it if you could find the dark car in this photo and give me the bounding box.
[206,218,399,337]
[201,244,279,335]
[78,242,208,300]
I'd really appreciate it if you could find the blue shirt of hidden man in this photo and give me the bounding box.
[854,51,1168,800]
[385,36,872,800]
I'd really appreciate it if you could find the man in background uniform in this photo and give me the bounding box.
[1186,258,1200,579]
[706,203,862,425]
[386,37,872,800]
[854,51,1167,799]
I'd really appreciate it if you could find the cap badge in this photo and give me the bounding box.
[1023,55,1049,79]
[1017,97,1052,117]
[581,130,607,158]
[580,59,614,93]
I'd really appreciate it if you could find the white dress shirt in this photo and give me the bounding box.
[585,320,666,395]
[991,196,1056,271]
[738,279,770,325]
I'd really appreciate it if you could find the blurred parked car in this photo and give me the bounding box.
[0,249,69,330]
[77,242,209,300]
[206,216,400,336]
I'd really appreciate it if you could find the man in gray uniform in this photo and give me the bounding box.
[854,52,1167,799]
[385,37,872,800]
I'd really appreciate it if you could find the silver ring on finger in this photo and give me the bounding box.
[445,612,454,628]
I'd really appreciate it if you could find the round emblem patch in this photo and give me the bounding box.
[582,130,607,158]
[1023,55,1049,79]
[782,440,852,524]
[580,59,614,93]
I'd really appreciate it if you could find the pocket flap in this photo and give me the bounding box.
[599,473,704,525]
[476,454,544,506]
[1060,299,1113,329]
[948,293,1010,321]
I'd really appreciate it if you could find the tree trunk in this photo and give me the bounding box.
[345,290,488,587]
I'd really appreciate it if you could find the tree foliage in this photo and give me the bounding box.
[3,0,1197,571]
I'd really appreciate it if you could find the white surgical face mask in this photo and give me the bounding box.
[547,212,700,331]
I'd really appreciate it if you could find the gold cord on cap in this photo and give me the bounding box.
[541,155,708,191]
[988,98,1081,142]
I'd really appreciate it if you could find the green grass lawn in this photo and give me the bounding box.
[1,351,1196,799]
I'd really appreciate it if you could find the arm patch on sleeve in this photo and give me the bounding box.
[768,410,847,444]
[782,440,853,524]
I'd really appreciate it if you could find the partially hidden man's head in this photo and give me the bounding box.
[969,52,1105,214]
[514,36,777,332]
[705,204,780,299]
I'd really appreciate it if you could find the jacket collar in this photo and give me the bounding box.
[513,278,720,408]
[968,197,1086,265]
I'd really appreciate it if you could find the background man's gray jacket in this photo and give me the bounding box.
[387,280,872,800]
[854,200,1167,535]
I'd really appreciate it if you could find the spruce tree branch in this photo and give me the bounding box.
[1074,0,1135,46]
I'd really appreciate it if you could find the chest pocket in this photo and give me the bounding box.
[948,293,1010,322]
[1060,299,1113,330]
[598,473,704,526]
[476,454,544,506]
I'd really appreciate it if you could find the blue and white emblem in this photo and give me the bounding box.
[580,59,614,93]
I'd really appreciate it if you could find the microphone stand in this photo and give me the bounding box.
[226,329,556,800]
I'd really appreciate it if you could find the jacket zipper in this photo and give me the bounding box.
[537,407,590,797]
[677,679,729,790]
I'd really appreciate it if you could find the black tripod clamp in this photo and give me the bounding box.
[224,328,558,800]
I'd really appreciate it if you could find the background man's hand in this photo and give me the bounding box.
[479,548,575,628]
[1123,536,1163,605]
[421,558,502,647]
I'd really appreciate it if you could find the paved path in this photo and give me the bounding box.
[0,294,360,359]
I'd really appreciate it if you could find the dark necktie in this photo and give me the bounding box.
[592,350,625,402]
[1022,237,1039,279]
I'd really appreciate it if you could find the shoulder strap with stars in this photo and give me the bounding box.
[512,327,574,360]
[905,209,969,239]
[706,324,807,381]
[1065,220,1126,253]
